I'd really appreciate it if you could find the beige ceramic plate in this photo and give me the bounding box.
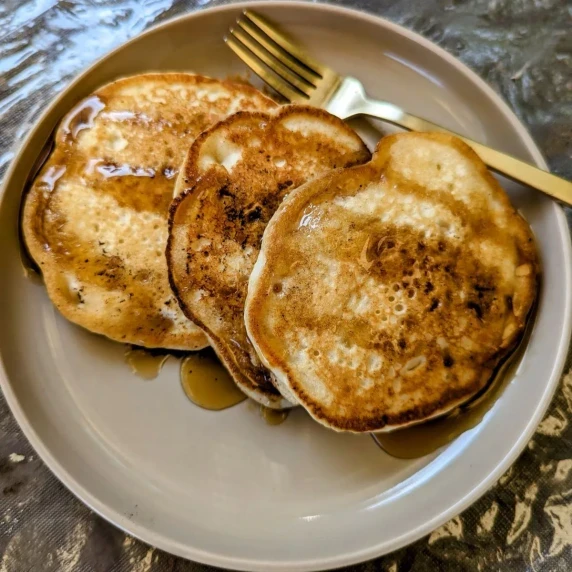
[0,2,570,571]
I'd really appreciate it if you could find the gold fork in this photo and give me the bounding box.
[226,10,572,206]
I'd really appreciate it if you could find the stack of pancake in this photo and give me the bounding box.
[23,73,539,433]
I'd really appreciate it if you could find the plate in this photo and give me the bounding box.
[0,2,570,571]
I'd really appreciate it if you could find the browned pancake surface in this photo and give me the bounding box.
[23,73,275,349]
[167,107,371,406]
[245,132,539,430]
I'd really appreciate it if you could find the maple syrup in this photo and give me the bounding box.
[19,243,42,283]
[19,134,56,283]
[61,95,105,140]
[259,405,290,426]
[125,347,169,380]
[180,349,246,410]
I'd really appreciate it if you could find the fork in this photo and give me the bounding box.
[226,10,572,206]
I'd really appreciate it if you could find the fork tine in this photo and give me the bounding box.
[230,27,314,96]
[243,10,330,77]
[237,17,319,84]
[225,35,307,103]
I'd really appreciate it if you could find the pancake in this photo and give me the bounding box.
[245,132,539,431]
[22,73,276,350]
[167,106,371,407]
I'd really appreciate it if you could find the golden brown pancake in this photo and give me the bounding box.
[245,132,539,431]
[22,73,276,349]
[167,106,371,407]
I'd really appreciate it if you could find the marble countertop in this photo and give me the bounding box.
[0,0,571,570]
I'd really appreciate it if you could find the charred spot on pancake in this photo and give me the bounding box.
[467,301,483,320]
[218,185,235,199]
[429,298,439,312]
[246,205,262,223]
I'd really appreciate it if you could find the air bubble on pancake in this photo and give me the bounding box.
[402,355,426,374]
[274,158,286,168]
[394,303,406,315]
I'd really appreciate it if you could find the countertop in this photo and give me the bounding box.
[0,0,571,570]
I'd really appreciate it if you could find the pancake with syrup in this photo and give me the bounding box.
[22,73,276,349]
[245,132,539,431]
[167,106,371,407]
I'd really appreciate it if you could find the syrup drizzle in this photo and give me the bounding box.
[180,350,246,411]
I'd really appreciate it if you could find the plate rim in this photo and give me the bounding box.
[1,1,571,570]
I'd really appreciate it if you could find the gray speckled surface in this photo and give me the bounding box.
[1,1,572,570]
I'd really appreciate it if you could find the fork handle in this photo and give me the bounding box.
[356,98,572,206]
